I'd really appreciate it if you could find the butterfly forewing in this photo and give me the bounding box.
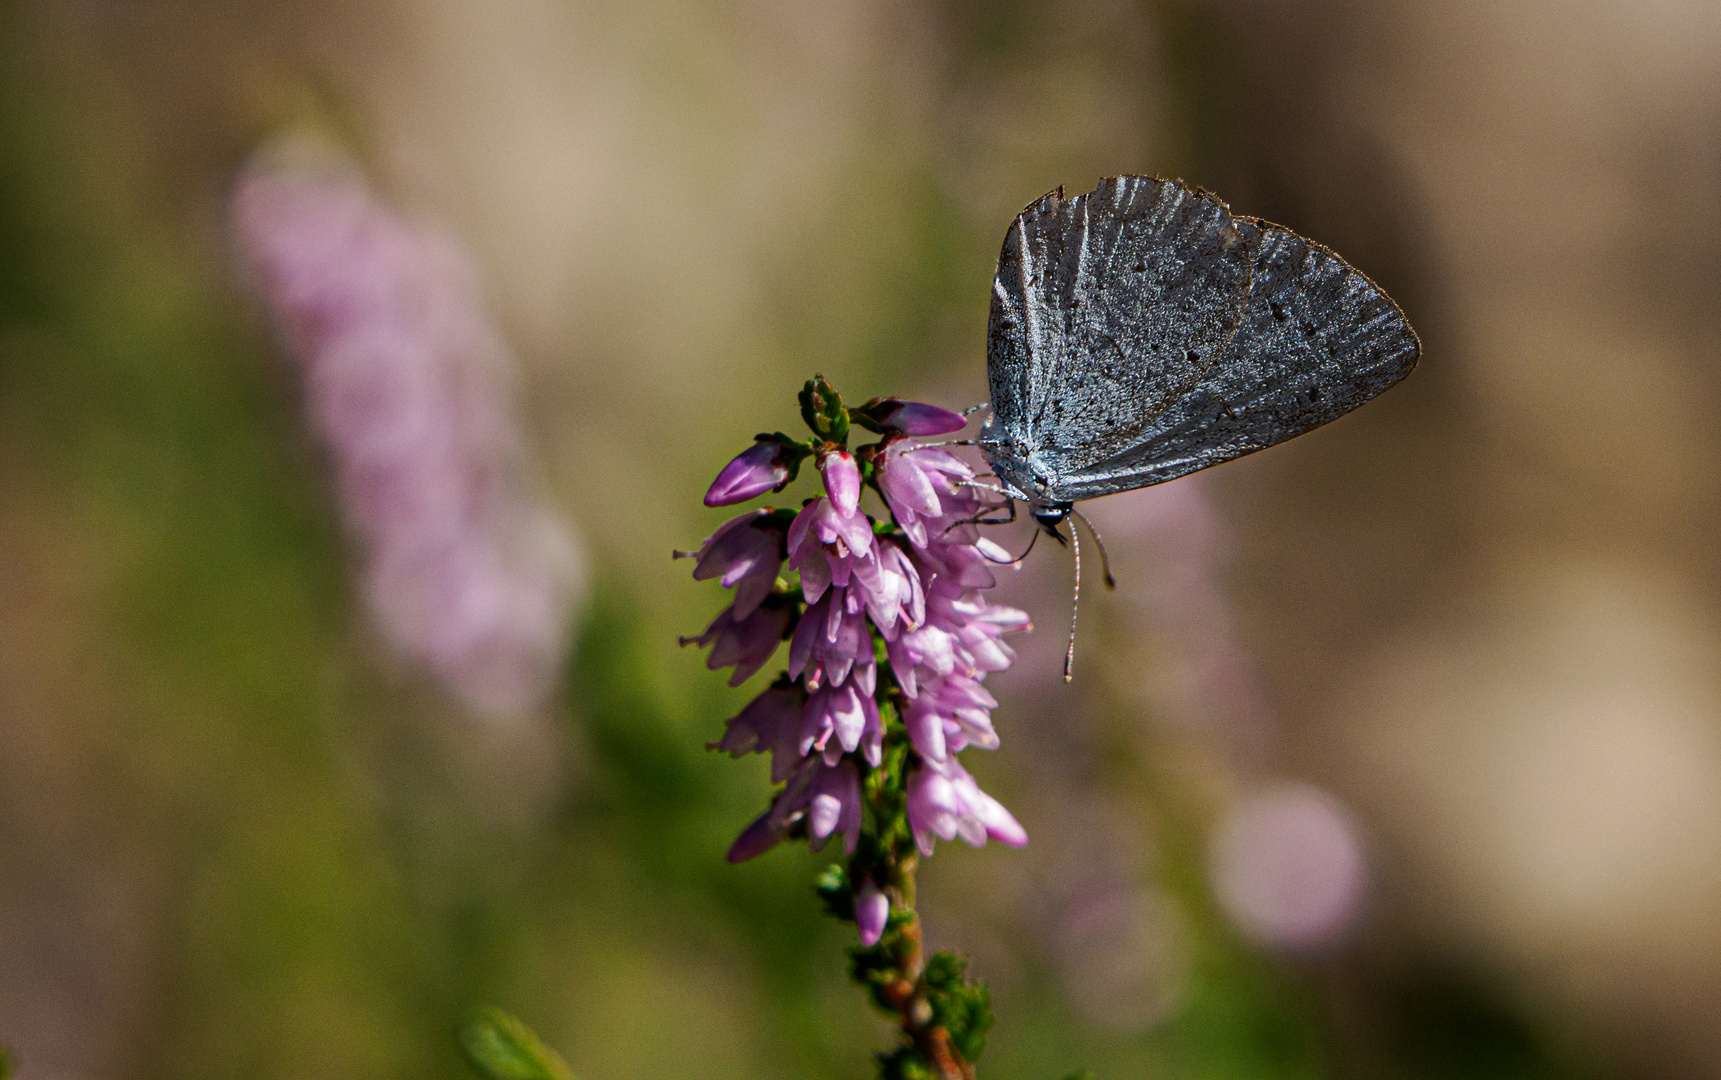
[1044,218,1420,501]
[986,176,1255,474]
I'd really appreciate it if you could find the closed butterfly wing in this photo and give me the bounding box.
[1045,219,1420,502]
[985,176,1255,484]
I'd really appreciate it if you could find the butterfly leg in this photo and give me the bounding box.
[987,515,1044,566]
[945,482,1016,531]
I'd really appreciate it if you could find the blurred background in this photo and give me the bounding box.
[2,0,1719,1077]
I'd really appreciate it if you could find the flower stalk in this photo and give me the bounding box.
[682,377,1025,1078]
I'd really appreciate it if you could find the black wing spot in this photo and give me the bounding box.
[1185,350,1200,363]
[1270,301,1289,322]
[1133,262,1146,273]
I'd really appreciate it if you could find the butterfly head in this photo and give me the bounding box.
[1031,500,1073,538]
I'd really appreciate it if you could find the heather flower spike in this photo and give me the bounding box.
[233,139,583,719]
[682,377,1027,1080]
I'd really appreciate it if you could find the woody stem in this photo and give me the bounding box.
[885,862,974,1080]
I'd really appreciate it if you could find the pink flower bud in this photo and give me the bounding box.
[821,450,862,517]
[856,879,889,945]
[704,442,788,506]
[883,401,967,436]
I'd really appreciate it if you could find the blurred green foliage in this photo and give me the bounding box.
[459,1008,576,1080]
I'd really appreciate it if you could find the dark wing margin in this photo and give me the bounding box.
[986,176,1254,471]
[1046,218,1420,501]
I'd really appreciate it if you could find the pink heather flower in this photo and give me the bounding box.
[705,441,790,506]
[727,757,864,862]
[848,539,925,639]
[802,757,865,853]
[821,450,863,517]
[683,510,784,619]
[945,594,1029,674]
[888,592,1029,694]
[710,684,805,783]
[682,604,790,686]
[800,681,883,767]
[906,754,1027,855]
[913,537,1001,595]
[691,415,1034,883]
[856,878,889,946]
[789,588,877,694]
[878,400,968,436]
[877,441,985,547]
[232,140,582,719]
[786,495,876,601]
[903,674,999,762]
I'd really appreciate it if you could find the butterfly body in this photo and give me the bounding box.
[979,175,1419,518]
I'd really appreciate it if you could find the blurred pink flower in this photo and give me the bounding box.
[1209,782,1368,949]
[231,141,583,718]
[1081,477,1274,747]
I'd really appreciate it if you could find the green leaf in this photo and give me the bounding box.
[0,1043,12,1080]
[922,951,994,1063]
[457,1008,576,1080]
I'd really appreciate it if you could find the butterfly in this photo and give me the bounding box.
[973,175,1419,677]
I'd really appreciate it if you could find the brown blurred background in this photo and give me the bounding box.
[2,0,1719,1077]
